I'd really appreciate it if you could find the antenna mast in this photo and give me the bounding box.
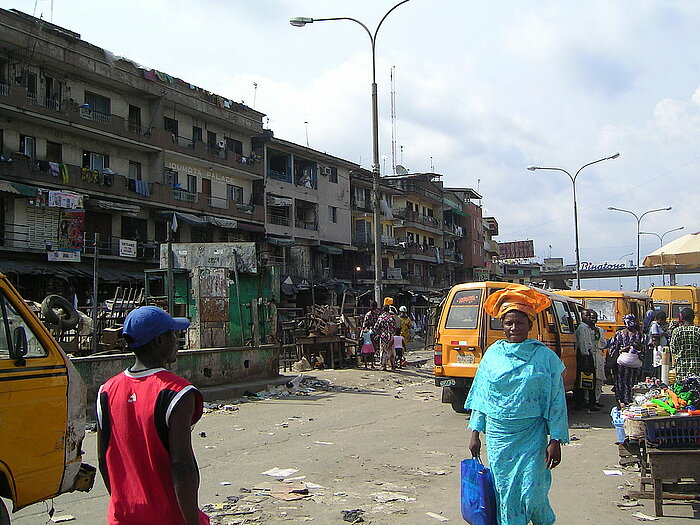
[390,65,397,175]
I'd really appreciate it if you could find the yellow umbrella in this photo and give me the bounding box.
[643,231,700,268]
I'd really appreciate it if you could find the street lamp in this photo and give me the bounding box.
[527,152,620,290]
[607,206,672,291]
[618,251,633,290]
[640,226,684,286]
[291,0,411,305]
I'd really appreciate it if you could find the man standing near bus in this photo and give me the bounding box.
[574,309,604,411]
[670,307,700,380]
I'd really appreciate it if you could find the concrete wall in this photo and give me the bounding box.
[72,344,279,406]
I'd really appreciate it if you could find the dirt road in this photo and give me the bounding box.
[8,350,699,524]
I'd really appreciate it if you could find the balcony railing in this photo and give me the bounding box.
[0,83,9,96]
[392,207,443,229]
[353,232,373,245]
[267,215,291,226]
[206,144,226,159]
[267,169,292,183]
[207,195,228,209]
[381,235,397,246]
[173,189,198,203]
[31,96,61,112]
[80,107,112,124]
[295,219,318,231]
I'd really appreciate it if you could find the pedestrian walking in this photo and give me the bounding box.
[393,327,406,368]
[609,314,644,408]
[373,304,396,371]
[466,285,569,525]
[359,327,376,369]
[97,306,210,525]
[398,305,413,343]
[363,300,381,366]
[670,307,700,380]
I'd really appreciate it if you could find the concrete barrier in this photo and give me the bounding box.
[72,344,280,407]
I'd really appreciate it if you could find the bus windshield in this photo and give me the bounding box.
[445,289,483,329]
[586,299,615,323]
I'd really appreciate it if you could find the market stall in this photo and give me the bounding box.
[614,376,700,516]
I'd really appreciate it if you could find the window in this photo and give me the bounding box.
[45,76,61,109]
[164,168,179,186]
[428,237,434,246]
[129,161,142,181]
[128,105,141,132]
[0,291,47,359]
[328,206,337,223]
[164,116,178,137]
[20,135,35,158]
[207,131,217,149]
[46,141,62,163]
[82,150,109,170]
[192,126,203,143]
[21,71,37,98]
[0,58,7,86]
[187,174,197,193]
[226,137,243,155]
[227,184,243,204]
[84,91,110,116]
[121,216,147,241]
[329,167,338,183]
[553,301,575,334]
[445,289,483,329]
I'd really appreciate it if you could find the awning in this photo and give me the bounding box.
[94,200,141,213]
[204,216,238,229]
[315,244,343,255]
[0,260,145,282]
[12,182,38,197]
[267,237,295,247]
[0,181,21,195]
[236,222,265,233]
[156,211,209,227]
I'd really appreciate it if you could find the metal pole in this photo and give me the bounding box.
[636,217,641,292]
[371,80,382,304]
[166,220,174,315]
[91,233,99,354]
[571,180,581,289]
[233,257,245,344]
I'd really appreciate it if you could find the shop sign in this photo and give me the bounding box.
[579,261,632,271]
[47,250,81,263]
[119,239,138,258]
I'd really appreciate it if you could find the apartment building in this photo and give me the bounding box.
[0,9,265,301]
[482,216,501,280]
[386,173,445,292]
[445,187,485,283]
[256,135,354,304]
[348,169,407,295]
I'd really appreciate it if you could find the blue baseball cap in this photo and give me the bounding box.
[123,306,190,348]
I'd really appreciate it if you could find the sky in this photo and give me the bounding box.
[3,0,699,290]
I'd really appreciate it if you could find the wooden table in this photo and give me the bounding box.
[647,448,700,516]
[295,335,346,369]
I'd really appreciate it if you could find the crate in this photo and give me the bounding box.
[644,416,700,448]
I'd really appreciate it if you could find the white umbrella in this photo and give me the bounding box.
[643,231,700,268]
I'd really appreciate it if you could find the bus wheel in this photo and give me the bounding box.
[0,498,10,525]
[449,387,468,413]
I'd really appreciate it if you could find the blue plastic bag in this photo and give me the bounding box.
[461,457,498,525]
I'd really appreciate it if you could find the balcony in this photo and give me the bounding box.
[0,83,9,96]
[207,195,228,209]
[173,189,198,203]
[80,107,112,125]
[267,169,292,183]
[295,219,318,231]
[267,214,291,227]
[395,243,439,261]
[352,198,371,212]
[0,157,265,225]
[392,207,443,231]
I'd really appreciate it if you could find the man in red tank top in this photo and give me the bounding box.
[97,306,209,525]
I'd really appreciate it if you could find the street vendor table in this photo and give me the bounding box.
[295,335,347,369]
[647,448,700,516]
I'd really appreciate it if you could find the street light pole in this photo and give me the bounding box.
[291,0,411,305]
[607,206,672,291]
[618,251,633,290]
[527,153,619,290]
[640,226,684,286]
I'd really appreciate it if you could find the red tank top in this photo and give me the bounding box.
[97,368,209,525]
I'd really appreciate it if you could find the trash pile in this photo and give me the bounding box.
[246,375,343,400]
[294,305,361,339]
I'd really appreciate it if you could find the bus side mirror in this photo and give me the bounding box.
[12,326,28,366]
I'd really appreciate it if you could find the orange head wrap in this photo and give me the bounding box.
[483,284,551,321]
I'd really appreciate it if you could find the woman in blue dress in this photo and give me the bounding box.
[466,285,569,525]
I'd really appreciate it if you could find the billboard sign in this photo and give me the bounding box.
[498,240,535,259]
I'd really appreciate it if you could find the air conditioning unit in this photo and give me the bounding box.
[217,140,226,150]
[323,166,332,176]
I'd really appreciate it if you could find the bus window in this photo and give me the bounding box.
[444,289,482,329]
[553,301,574,334]
[671,304,687,319]
[586,299,615,323]
[655,303,669,316]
